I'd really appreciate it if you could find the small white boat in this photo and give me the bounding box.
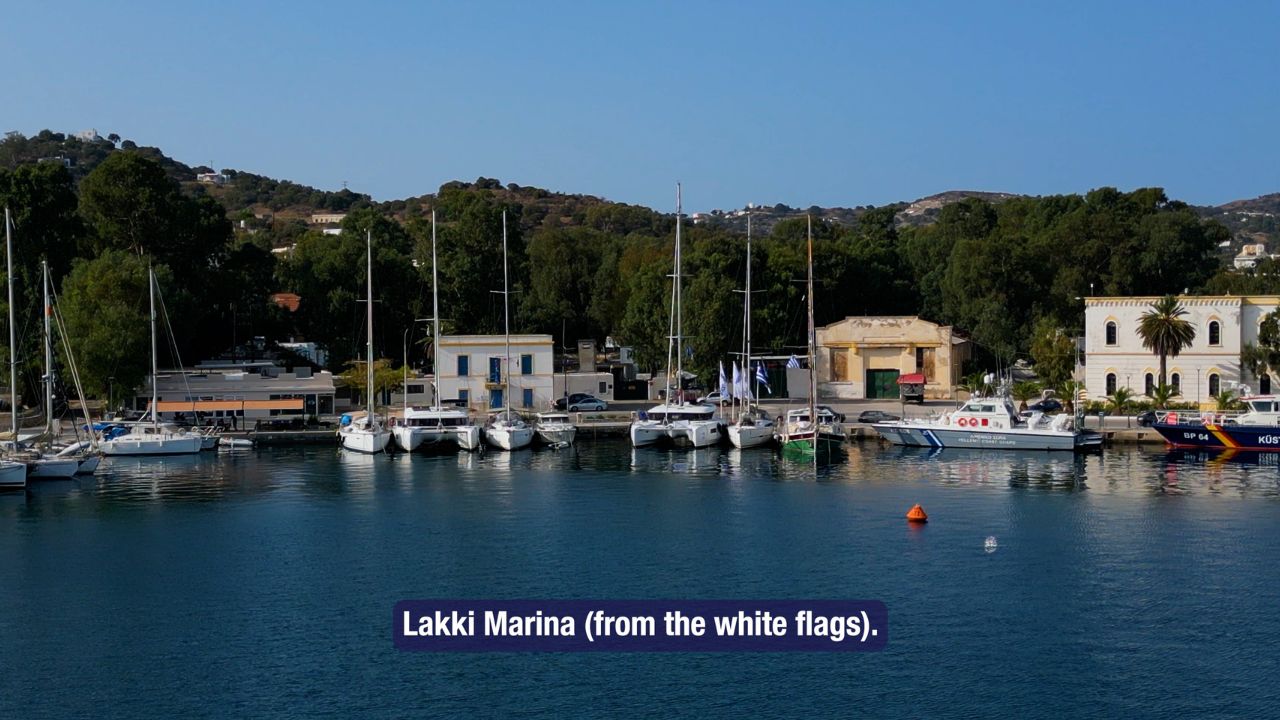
[535,412,576,446]
[101,424,204,456]
[486,410,534,451]
[23,455,80,478]
[218,436,254,449]
[340,231,392,455]
[728,410,775,449]
[483,214,534,453]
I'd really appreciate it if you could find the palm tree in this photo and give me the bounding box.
[1214,390,1241,412]
[1057,380,1085,414]
[957,372,993,399]
[1137,295,1197,388]
[1107,387,1134,427]
[1011,381,1042,412]
[1149,383,1179,409]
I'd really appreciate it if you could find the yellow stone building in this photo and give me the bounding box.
[816,316,970,400]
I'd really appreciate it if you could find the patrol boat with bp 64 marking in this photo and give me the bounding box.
[1151,395,1280,450]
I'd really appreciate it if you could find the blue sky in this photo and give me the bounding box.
[3,1,1277,212]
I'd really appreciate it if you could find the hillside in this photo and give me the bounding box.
[4,128,1279,250]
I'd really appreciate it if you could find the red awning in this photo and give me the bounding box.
[896,373,926,385]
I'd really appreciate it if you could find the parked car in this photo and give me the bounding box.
[816,405,847,423]
[1136,410,1157,427]
[1028,398,1064,413]
[698,391,733,406]
[857,410,900,424]
[566,395,608,412]
[554,393,594,410]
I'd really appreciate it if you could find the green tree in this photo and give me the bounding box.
[337,359,403,408]
[1107,386,1134,418]
[1136,295,1196,387]
[1029,318,1076,387]
[1214,390,1242,412]
[58,251,171,399]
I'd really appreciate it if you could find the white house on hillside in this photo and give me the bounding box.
[1084,295,1280,408]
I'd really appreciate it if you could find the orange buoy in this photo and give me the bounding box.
[906,504,928,523]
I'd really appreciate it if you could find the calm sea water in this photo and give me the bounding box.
[3,442,1279,719]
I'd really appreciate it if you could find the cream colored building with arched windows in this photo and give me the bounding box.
[1084,296,1280,408]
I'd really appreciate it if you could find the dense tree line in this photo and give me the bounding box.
[0,140,1239,407]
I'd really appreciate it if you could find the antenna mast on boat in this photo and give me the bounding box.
[5,208,15,449]
[675,184,683,406]
[807,215,817,466]
[43,260,53,438]
[365,229,375,425]
[149,264,159,430]
[431,211,441,411]
[502,211,512,416]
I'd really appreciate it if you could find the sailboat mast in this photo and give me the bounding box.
[807,216,817,461]
[675,184,683,405]
[366,230,375,423]
[745,206,753,413]
[5,208,16,446]
[502,211,511,414]
[431,211,441,410]
[149,265,158,429]
[43,260,52,435]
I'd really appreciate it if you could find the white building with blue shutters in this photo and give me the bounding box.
[1083,295,1280,408]
[435,335,555,413]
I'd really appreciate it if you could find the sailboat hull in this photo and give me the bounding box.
[26,458,80,478]
[392,426,427,452]
[728,423,774,449]
[339,428,391,454]
[0,460,25,490]
[101,434,203,456]
[486,426,534,451]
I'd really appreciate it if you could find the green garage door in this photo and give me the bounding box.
[866,369,900,399]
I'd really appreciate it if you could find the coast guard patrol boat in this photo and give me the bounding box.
[872,392,1101,452]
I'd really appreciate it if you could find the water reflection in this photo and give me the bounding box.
[5,441,1280,518]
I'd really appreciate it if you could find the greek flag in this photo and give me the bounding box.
[755,362,771,392]
[786,354,801,369]
[718,361,729,398]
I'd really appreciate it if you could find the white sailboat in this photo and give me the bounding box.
[630,184,722,448]
[774,216,844,462]
[22,260,80,477]
[392,212,481,452]
[484,212,534,451]
[728,205,774,449]
[339,230,392,454]
[0,209,28,489]
[100,266,202,456]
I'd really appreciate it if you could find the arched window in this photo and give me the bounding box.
[1262,374,1272,395]
[1171,373,1181,393]
[1145,373,1154,396]
[1208,373,1220,397]
[1209,320,1221,346]
[1105,373,1117,396]
[1105,321,1117,346]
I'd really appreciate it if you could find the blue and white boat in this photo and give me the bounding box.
[1151,396,1280,451]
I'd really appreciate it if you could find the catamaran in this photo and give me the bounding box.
[630,184,723,449]
[484,212,534,451]
[392,212,481,452]
[728,205,774,449]
[338,230,392,453]
[99,266,203,456]
[774,217,844,461]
